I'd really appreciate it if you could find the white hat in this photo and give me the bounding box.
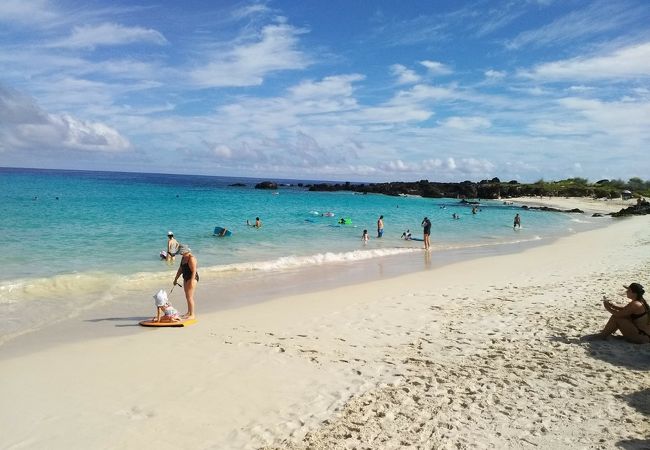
[153,289,168,307]
[178,244,191,254]
[167,231,174,236]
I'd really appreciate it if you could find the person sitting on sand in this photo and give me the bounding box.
[591,283,650,343]
[153,291,181,323]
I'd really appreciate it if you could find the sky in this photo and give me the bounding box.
[1,0,649,183]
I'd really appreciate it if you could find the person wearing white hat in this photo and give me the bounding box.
[173,245,199,319]
[166,231,180,262]
[152,289,181,323]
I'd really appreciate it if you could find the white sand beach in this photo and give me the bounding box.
[1,199,649,449]
[509,195,639,215]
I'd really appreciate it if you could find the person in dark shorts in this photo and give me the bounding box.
[421,217,431,250]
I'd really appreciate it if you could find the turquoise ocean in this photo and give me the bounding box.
[1,168,601,344]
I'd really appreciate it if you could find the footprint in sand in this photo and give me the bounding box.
[116,406,155,420]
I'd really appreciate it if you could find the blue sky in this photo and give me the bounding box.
[1,0,649,182]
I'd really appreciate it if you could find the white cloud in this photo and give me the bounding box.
[390,64,421,85]
[455,157,496,174]
[190,22,309,87]
[528,119,592,136]
[420,60,452,75]
[440,116,491,130]
[380,158,447,173]
[391,159,412,171]
[379,156,495,177]
[49,23,167,49]
[522,41,650,81]
[0,86,130,153]
[485,69,506,79]
[0,0,58,27]
[446,157,457,170]
[392,84,457,103]
[288,74,363,100]
[211,144,233,158]
[506,1,645,50]
[231,3,272,20]
[558,96,650,132]
[361,105,432,124]
[567,85,594,93]
[421,159,445,170]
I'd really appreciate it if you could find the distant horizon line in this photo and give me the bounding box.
[0,165,628,186]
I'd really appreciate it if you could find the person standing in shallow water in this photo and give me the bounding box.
[377,215,384,238]
[421,216,431,250]
[166,231,180,261]
[247,217,262,228]
[513,214,521,229]
[173,244,198,320]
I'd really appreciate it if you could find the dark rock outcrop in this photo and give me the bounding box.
[308,180,488,198]
[255,181,278,190]
[611,200,650,217]
[305,180,647,206]
[520,206,584,213]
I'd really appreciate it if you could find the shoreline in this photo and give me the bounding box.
[1,197,649,449]
[1,206,608,357]
[509,195,637,215]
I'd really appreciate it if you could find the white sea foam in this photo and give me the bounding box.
[0,248,419,306]
[0,271,121,305]
[436,234,543,251]
[201,247,419,275]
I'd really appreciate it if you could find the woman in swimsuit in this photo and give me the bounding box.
[173,244,199,320]
[593,282,649,343]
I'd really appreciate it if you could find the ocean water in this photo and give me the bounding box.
[1,168,599,343]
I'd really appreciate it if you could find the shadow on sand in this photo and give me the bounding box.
[616,388,650,449]
[616,438,650,450]
[550,336,650,448]
[581,340,650,371]
[619,388,650,416]
[85,316,149,327]
[550,335,650,371]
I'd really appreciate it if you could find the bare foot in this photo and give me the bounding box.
[182,314,195,320]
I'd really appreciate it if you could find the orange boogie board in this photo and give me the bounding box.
[139,319,197,327]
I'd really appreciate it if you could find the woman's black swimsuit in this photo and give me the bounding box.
[181,260,199,282]
[631,300,650,339]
